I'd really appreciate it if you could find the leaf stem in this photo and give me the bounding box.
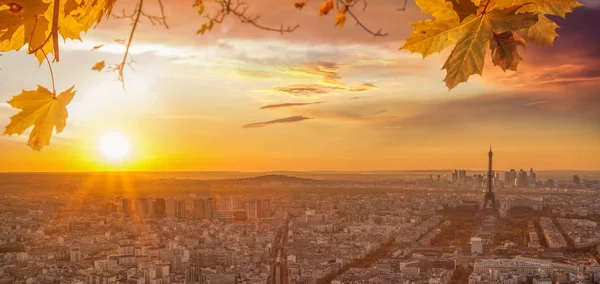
[41,50,56,96]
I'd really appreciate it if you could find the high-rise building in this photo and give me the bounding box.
[135,198,151,217]
[248,199,270,219]
[451,170,458,184]
[193,199,213,219]
[474,174,484,188]
[219,197,234,212]
[573,175,581,185]
[153,198,166,217]
[247,200,258,219]
[529,168,537,186]
[517,169,529,188]
[206,198,214,219]
[122,199,132,216]
[174,200,186,219]
[504,169,517,187]
[165,199,176,218]
[458,170,467,185]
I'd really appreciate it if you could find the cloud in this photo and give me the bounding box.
[278,61,342,83]
[236,69,274,79]
[349,83,378,92]
[260,102,326,109]
[268,84,340,97]
[242,116,311,128]
[524,100,548,107]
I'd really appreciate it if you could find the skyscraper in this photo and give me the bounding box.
[573,175,581,185]
[529,168,537,186]
[135,198,150,217]
[247,200,258,219]
[205,198,213,220]
[451,170,458,184]
[516,169,528,188]
[174,200,186,219]
[153,198,166,217]
[122,199,132,216]
[458,170,467,185]
[193,198,214,219]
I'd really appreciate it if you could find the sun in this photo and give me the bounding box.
[99,132,131,162]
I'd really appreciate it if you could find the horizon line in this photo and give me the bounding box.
[1,169,599,174]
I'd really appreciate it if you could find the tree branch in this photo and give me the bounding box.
[338,0,387,37]
[205,0,299,34]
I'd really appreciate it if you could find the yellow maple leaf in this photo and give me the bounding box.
[401,0,462,57]
[403,0,539,89]
[4,85,76,151]
[197,19,214,35]
[193,0,205,15]
[92,60,105,71]
[0,0,50,53]
[446,0,478,22]
[490,31,526,71]
[335,7,347,28]
[520,14,559,46]
[319,0,334,16]
[495,0,583,18]
[494,0,581,46]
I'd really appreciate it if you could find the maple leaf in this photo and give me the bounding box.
[0,0,50,53]
[520,14,558,46]
[196,19,214,35]
[335,7,347,28]
[401,0,462,57]
[403,0,538,89]
[294,2,306,10]
[490,31,526,71]
[4,85,76,151]
[319,0,334,16]
[495,0,583,18]
[494,0,582,46]
[193,0,205,15]
[92,60,105,71]
[446,0,478,22]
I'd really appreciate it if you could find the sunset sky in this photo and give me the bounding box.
[1,0,599,172]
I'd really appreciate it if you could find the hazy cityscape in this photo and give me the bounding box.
[1,148,600,284]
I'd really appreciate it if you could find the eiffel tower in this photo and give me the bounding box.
[482,145,498,212]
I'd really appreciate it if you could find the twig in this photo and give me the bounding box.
[337,0,387,37]
[52,0,60,62]
[398,0,408,11]
[117,0,144,86]
[205,0,299,34]
[156,0,169,28]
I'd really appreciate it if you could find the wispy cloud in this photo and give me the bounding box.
[524,100,548,106]
[268,84,341,97]
[242,116,311,128]
[260,102,326,109]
